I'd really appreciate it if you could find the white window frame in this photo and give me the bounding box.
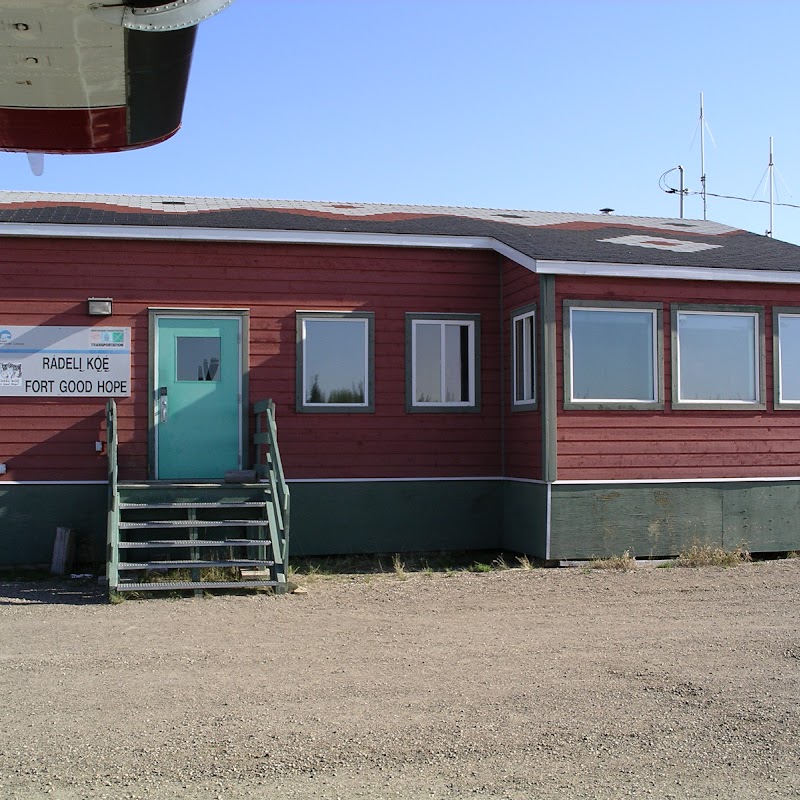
[773,308,800,409]
[296,311,373,413]
[564,302,662,409]
[673,306,764,408]
[511,306,536,408]
[407,314,479,411]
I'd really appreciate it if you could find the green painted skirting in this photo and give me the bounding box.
[4,478,798,568]
[0,480,506,567]
[501,480,548,558]
[288,480,504,556]
[550,481,800,559]
[0,484,106,567]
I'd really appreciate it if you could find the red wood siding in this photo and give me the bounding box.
[556,275,800,480]
[502,259,541,479]
[0,237,503,482]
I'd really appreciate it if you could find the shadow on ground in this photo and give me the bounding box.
[0,579,105,606]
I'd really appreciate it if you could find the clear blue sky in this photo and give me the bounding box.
[3,1,800,243]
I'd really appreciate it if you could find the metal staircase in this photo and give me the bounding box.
[105,399,290,597]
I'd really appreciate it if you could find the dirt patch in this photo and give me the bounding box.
[1,560,799,799]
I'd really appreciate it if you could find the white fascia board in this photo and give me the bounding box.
[0,222,494,252]
[5,222,800,284]
[537,259,800,285]
[0,222,542,270]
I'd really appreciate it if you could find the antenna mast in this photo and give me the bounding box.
[768,136,774,238]
[700,92,707,220]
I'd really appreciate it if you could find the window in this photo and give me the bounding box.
[511,306,536,408]
[563,301,662,409]
[773,309,800,408]
[406,313,480,411]
[672,305,764,407]
[296,311,374,412]
[176,336,221,381]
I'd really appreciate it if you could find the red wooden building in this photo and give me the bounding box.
[2,191,800,573]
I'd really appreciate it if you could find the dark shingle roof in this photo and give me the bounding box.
[1,191,799,272]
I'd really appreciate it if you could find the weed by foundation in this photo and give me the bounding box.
[675,545,751,568]
[587,550,637,571]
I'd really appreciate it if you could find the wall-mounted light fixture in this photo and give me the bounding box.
[87,297,113,316]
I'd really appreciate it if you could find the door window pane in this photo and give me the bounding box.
[570,309,655,401]
[176,336,221,381]
[303,318,367,405]
[677,312,757,401]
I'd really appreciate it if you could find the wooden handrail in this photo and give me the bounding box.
[253,399,290,581]
[106,399,120,592]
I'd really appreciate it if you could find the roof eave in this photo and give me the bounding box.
[2,221,800,285]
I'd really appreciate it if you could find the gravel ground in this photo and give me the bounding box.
[1,559,799,800]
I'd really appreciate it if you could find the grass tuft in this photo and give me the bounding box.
[675,544,751,568]
[392,553,407,580]
[515,554,535,571]
[587,550,637,571]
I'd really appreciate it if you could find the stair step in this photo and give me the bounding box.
[120,501,265,510]
[241,568,271,579]
[119,559,275,570]
[118,519,266,529]
[119,539,270,549]
[115,580,280,592]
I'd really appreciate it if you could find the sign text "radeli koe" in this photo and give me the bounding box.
[0,326,131,397]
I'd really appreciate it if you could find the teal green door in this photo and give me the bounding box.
[156,316,241,479]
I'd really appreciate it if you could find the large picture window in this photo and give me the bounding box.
[672,306,763,407]
[774,309,800,408]
[296,311,374,412]
[406,313,480,411]
[512,306,536,408]
[563,302,662,409]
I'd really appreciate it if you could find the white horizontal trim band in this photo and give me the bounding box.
[0,481,106,486]
[555,476,800,485]
[10,476,793,487]
[288,476,505,483]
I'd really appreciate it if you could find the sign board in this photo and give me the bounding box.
[0,326,131,397]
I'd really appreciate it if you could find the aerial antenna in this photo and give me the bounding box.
[768,137,774,237]
[700,92,707,220]
[752,136,793,238]
[658,166,687,218]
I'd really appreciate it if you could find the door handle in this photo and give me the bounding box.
[158,386,168,423]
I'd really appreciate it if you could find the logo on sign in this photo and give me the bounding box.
[0,362,22,386]
[0,330,11,345]
[90,330,125,347]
